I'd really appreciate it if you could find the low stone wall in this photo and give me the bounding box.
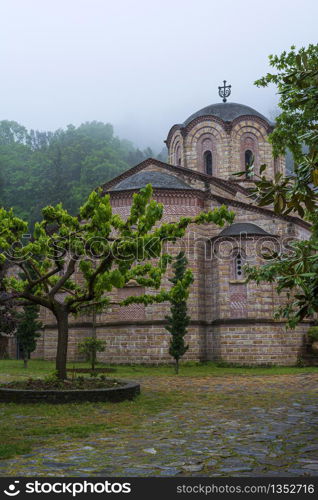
[32,327,91,361]
[207,321,309,365]
[30,320,309,366]
[95,323,206,364]
[0,380,140,404]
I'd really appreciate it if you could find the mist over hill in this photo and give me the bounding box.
[0,120,167,227]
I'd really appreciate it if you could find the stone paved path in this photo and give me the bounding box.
[1,373,318,476]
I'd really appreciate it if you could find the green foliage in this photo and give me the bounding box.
[78,337,106,372]
[0,183,234,379]
[307,326,318,343]
[0,120,164,227]
[16,305,42,366]
[250,44,318,218]
[255,44,318,165]
[235,44,318,327]
[165,252,193,374]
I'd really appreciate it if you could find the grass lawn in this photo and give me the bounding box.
[0,360,317,463]
[1,359,318,379]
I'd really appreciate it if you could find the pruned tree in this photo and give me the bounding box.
[165,251,193,374]
[0,186,234,380]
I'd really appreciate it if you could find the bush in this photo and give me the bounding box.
[78,337,106,372]
[307,327,318,343]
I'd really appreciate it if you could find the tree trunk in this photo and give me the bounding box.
[55,307,69,380]
[92,348,96,372]
[175,359,179,374]
[23,350,28,369]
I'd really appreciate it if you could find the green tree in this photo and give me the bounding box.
[16,305,42,368]
[165,251,193,374]
[0,263,16,336]
[0,120,150,227]
[0,187,234,380]
[240,44,318,326]
[78,337,106,372]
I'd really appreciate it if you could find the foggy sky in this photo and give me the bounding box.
[0,0,317,151]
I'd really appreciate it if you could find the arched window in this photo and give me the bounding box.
[174,144,182,166]
[235,252,244,279]
[204,151,212,175]
[245,149,254,178]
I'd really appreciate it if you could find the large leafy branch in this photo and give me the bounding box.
[238,44,318,326]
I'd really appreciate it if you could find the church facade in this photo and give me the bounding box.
[32,99,311,365]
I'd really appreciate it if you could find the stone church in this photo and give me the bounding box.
[31,93,310,365]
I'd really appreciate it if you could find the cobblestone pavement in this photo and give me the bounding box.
[0,373,317,476]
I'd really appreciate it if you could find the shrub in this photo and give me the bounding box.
[307,326,318,344]
[78,337,106,372]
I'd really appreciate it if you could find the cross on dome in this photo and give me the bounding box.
[218,80,231,102]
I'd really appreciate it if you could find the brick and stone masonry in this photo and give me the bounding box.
[27,101,311,365]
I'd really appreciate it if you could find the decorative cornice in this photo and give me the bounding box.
[210,318,312,326]
[231,115,274,133]
[110,187,204,200]
[42,317,312,329]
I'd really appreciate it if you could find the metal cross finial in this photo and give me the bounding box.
[218,80,231,103]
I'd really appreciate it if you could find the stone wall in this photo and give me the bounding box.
[95,323,206,364]
[28,156,310,366]
[207,322,309,365]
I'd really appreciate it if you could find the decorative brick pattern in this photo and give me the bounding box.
[118,287,145,321]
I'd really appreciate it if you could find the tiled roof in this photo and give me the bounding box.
[183,102,273,126]
[111,170,192,191]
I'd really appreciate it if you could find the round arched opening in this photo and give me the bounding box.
[203,151,213,175]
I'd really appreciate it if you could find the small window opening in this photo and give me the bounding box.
[245,150,254,178]
[204,151,212,175]
[235,253,244,279]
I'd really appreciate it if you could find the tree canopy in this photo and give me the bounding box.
[0,185,234,379]
[243,44,318,327]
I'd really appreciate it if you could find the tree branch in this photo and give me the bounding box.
[49,257,77,297]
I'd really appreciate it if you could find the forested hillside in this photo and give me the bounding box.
[0,120,167,227]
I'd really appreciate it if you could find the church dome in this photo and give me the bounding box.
[111,170,192,191]
[183,102,272,126]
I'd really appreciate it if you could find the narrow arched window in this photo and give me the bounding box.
[235,253,244,279]
[204,151,212,175]
[175,144,181,166]
[245,150,254,178]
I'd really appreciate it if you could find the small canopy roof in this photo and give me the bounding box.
[218,222,272,237]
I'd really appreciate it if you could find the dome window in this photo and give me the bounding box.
[174,144,182,166]
[245,150,254,178]
[204,151,213,175]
